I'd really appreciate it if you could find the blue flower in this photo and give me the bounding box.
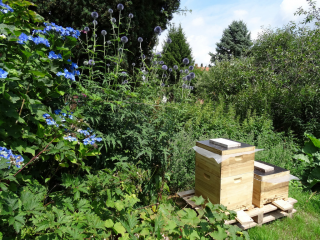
[17,33,28,44]
[169,68,172,72]
[0,1,13,13]
[63,136,77,142]
[166,38,172,44]
[0,68,8,78]
[111,18,116,23]
[180,70,183,73]
[48,51,62,59]
[93,20,98,25]
[189,66,194,70]
[182,58,189,65]
[132,63,136,67]
[154,26,162,35]
[161,83,165,87]
[122,80,128,84]
[54,109,62,115]
[108,9,113,14]
[129,13,134,18]
[185,69,189,74]
[121,36,128,44]
[156,52,162,58]
[84,27,90,32]
[83,135,103,145]
[64,69,75,81]
[91,12,99,19]
[101,30,107,36]
[57,71,65,77]
[190,72,195,79]
[173,65,178,70]
[186,75,191,81]
[88,59,95,66]
[138,37,143,43]
[117,3,124,11]
[70,62,78,70]
[162,65,168,71]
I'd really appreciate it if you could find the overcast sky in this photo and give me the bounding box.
[158,0,315,66]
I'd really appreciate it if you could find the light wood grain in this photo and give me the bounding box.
[254,170,289,181]
[236,210,254,224]
[254,161,274,173]
[196,141,255,156]
[221,160,254,178]
[209,138,241,148]
[272,199,293,211]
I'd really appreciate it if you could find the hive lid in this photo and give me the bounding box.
[254,160,290,181]
[196,138,255,156]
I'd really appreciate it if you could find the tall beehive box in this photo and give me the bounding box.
[253,161,290,208]
[195,138,255,210]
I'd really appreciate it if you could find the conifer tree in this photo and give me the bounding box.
[161,24,194,83]
[162,24,194,68]
[209,20,252,63]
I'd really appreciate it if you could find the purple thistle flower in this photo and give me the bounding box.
[180,70,183,73]
[159,61,164,65]
[190,72,195,79]
[88,59,95,66]
[161,83,165,87]
[163,74,167,78]
[189,65,194,70]
[173,65,178,70]
[166,38,172,44]
[162,65,168,71]
[91,12,99,19]
[141,54,146,59]
[169,68,172,72]
[84,27,90,32]
[154,26,162,35]
[129,13,134,18]
[156,52,162,58]
[108,9,113,14]
[186,75,191,81]
[182,58,189,65]
[122,80,128,84]
[182,77,187,81]
[101,30,107,36]
[117,3,124,11]
[138,37,143,43]
[121,36,128,43]
[111,18,116,23]
[132,63,136,67]
[93,20,98,25]
[185,69,189,74]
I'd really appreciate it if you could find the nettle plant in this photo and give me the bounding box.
[74,3,196,104]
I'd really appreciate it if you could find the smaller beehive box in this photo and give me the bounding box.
[253,161,290,208]
[195,139,255,210]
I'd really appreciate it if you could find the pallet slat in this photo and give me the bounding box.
[177,189,297,230]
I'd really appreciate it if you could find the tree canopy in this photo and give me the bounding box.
[30,0,182,67]
[209,20,252,63]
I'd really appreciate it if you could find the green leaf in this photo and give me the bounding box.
[30,70,47,77]
[293,154,310,163]
[191,195,205,205]
[105,219,114,228]
[113,222,126,235]
[303,141,319,155]
[189,230,200,240]
[25,146,36,156]
[115,200,125,211]
[209,226,228,240]
[306,133,320,148]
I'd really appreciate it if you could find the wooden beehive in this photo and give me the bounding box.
[253,161,290,208]
[195,139,255,210]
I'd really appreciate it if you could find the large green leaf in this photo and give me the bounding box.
[209,226,228,240]
[113,222,126,235]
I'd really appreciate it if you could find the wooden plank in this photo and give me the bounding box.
[272,199,293,211]
[287,198,298,205]
[254,161,274,173]
[177,189,195,198]
[221,160,254,178]
[254,170,289,181]
[209,138,241,148]
[196,140,255,156]
[221,153,255,167]
[235,210,254,225]
[235,222,257,230]
[195,153,221,177]
[262,210,288,223]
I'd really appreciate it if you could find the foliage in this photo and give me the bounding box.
[30,0,184,68]
[209,20,252,62]
[294,133,320,189]
[0,163,249,239]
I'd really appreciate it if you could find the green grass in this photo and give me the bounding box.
[247,184,320,240]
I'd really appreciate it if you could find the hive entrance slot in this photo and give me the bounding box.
[234,177,242,183]
[204,173,210,180]
[235,156,243,161]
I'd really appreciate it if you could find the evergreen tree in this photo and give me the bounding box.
[209,20,252,63]
[162,23,194,67]
[161,24,194,83]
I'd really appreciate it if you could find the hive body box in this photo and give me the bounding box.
[253,161,290,208]
[195,139,255,210]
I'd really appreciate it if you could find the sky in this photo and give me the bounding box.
[158,0,316,66]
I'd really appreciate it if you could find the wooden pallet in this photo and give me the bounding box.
[177,189,297,230]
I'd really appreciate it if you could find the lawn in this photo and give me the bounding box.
[248,184,320,240]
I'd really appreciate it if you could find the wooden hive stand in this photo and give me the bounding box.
[177,189,297,230]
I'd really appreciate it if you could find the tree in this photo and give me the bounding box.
[209,20,252,63]
[161,23,194,82]
[30,0,182,67]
